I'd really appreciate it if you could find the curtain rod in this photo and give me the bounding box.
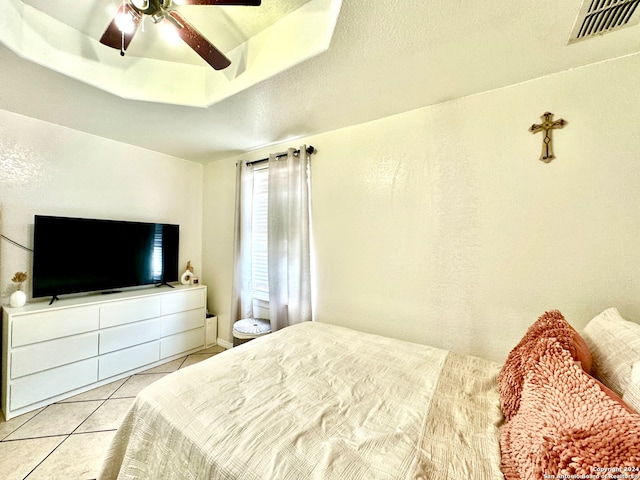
[246,145,316,167]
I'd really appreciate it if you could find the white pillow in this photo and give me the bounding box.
[582,308,640,398]
[623,361,640,413]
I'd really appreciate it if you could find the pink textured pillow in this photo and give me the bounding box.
[499,310,592,419]
[501,339,640,479]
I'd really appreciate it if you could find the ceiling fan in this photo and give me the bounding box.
[100,0,262,70]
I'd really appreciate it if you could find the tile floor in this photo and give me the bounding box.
[0,345,226,480]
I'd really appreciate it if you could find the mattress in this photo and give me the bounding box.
[99,321,504,479]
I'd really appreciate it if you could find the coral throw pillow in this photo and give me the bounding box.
[499,310,592,420]
[500,339,640,479]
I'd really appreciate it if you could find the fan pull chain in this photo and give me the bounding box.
[120,1,126,56]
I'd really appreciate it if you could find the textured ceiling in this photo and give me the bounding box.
[1,0,640,163]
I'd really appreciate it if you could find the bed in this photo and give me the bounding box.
[99,310,640,480]
[100,321,504,479]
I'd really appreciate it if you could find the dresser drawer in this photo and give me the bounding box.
[98,341,160,380]
[161,308,205,337]
[100,318,161,354]
[160,327,204,359]
[12,306,99,347]
[11,358,98,410]
[2,286,207,420]
[11,332,98,379]
[100,297,161,328]
[161,288,205,316]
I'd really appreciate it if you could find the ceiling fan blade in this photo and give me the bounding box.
[99,3,141,51]
[177,1,261,6]
[166,10,232,70]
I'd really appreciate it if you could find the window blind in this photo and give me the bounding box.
[251,166,269,302]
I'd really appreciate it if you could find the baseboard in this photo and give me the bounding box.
[217,338,233,349]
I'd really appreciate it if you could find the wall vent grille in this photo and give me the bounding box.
[569,0,640,44]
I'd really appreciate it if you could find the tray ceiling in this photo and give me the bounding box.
[2,0,340,106]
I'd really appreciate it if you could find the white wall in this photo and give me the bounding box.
[203,52,640,363]
[201,158,237,344]
[0,111,203,304]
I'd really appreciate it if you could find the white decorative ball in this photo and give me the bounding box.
[10,290,27,308]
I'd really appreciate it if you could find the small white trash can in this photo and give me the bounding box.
[232,318,271,347]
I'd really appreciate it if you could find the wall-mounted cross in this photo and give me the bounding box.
[529,112,567,163]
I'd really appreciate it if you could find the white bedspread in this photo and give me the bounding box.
[99,322,504,480]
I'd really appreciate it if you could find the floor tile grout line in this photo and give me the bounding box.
[1,426,120,444]
[71,398,109,436]
[0,405,50,442]
[177,355,188,369]
[57,397,122,405]
[1,433,67,443]
[3,397,108,443]
[22,433,70,480]
[22,397,110,480]
[108,378,163,401]
[70,427,119,436]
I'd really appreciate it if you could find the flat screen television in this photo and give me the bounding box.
[32,215,179,300]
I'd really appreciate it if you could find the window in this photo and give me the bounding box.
[232,147,312,329]
[251,166,269,303]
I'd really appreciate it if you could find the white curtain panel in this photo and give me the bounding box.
[230,161,255,324]
[267,147,312,331]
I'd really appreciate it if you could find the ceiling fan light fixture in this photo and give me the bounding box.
[151,12,166,24]
[115,11,136,33]
[161,22,182,44]
[131,0,150,9]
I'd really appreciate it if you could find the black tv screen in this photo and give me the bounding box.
[32,215,179,299]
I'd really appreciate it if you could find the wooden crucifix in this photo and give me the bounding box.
[529,112,567,163]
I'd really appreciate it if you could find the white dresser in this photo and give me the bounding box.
[1,284,207,420]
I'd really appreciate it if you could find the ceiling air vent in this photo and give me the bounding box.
[568,0,640,44]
